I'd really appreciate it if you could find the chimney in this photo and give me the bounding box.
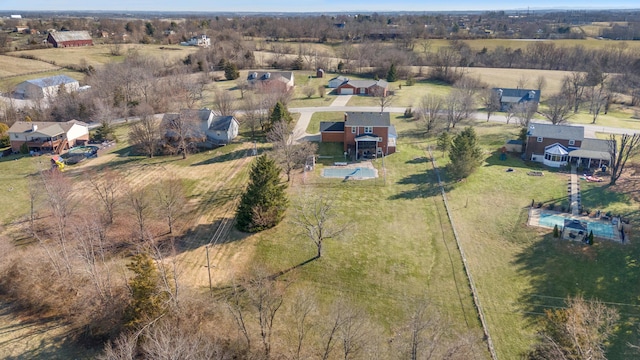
[344,113,348,122]
[32,124,38,132]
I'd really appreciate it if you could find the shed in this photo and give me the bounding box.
[316,69,325,78]
[504,139,523,153]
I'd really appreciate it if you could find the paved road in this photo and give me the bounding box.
[289,105,639,142]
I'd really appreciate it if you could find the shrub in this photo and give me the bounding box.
[20,142,29,154]
[548,203,555,211]
[553,224,559,238]
[587,230,594,245]
[406,76,416,86]
[0,135,9,148]
[404,107,413,118]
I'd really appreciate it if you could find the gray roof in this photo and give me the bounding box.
[320,121,345,132]
[568,138,611,161]
[493,88,541,103]
[345,112,391,127]
[25,75,78,89]
[8,120,87,136]
[527,123,584,141]
[342,79,388,89]
[50,31,92,42]
[247,71,293,82]
[330,75,348,82]
[209,116,237,131]
[389,125,397,138]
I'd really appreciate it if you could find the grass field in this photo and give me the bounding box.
[11,44,199,69]
[413,38,640,52]
[0,55,61,78]
[443,121,640,359]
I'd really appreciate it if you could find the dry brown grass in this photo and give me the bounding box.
[0,55,60,78]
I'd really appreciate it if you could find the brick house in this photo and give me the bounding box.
[320,112,397,159]
[335,79,388,96]
[8,120,89,154]
[525,123,610,169]
[47,31,93,47]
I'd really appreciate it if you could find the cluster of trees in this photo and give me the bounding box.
[0,168,187,343]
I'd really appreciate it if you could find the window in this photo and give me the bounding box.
[568,140,575,146]
[537,137,543,142]
[351,127,357,134]
[364,126,373,134]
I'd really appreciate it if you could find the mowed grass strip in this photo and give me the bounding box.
[0,55,60,78]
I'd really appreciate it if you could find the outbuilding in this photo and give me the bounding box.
[47,31,93,48]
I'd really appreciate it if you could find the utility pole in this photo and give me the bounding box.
[206,245,213,297]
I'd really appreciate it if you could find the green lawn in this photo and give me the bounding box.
[346,81,452,108]
[441,122,640,359]
[306,111,343,133]
[246,115,487,352]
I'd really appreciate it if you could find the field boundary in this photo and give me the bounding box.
[427,145,498,360]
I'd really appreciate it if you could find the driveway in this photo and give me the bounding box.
[329,95,352,107]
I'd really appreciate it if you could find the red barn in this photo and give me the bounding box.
[47,31,93,48]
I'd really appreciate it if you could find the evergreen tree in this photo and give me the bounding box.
[553,224,559,238]
[448,127,483,179]
[236,154,288,232]
[224,61,240,80]
[436,131,452,156]
[124,252,167,329]
[291,55,305,70]
[588,230,594,245]
[386,63,398,82]
[269,101,293,127]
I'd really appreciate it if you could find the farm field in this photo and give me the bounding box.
[11,44,199,69]
[0,55,61,78]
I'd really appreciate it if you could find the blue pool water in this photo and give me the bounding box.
[538,213,616,238]
[323,167,376,179]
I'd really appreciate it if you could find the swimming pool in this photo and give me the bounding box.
[538,212,617,239]
[323,167,377,179]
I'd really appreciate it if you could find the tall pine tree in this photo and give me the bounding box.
[386,63,398,82]
[237,154,288,232]
[448,127,483,179]
[269,101,292,126]
[124,252,167,329]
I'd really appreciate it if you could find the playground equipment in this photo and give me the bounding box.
[50,155,65,171]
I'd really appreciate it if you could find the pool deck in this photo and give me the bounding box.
[528,208,624,243]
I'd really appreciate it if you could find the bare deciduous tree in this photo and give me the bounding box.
[162,110,204,159]
[528,295,619,360]
[127,186,153,242]
[129,104,161,158]
[481,89,501,122]
[42,169,76,275]
[267,121,318,182]
[154,178,186,235]
[540,94,573,125]
[608,133,640,185]
[373,87,394,113]
[290,194,347,259]
[87,169,122,225]
[212,87,236,116]
[514,101,538,128]
[417,94,444,134]
[287,289,317,360]
[445,89,473,129]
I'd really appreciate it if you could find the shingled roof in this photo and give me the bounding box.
[527,123,584,141]
[344,112,391,127]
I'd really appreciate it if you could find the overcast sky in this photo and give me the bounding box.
[1,0,639,12]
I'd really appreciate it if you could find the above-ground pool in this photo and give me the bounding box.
[323,167,377,179]
[538,212,617,239]
[67,145,99,156]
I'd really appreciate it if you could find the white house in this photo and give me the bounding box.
[8,120,89,153]
[14,75,79,100]
[162,109,238,148]
[181,34,210,47]
[247,71,295,91]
